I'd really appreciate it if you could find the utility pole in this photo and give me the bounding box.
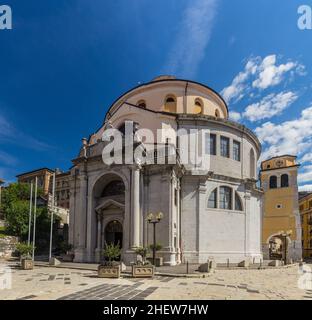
[27,183,33,246]
[49,172,56,261]
[32,177,38,261]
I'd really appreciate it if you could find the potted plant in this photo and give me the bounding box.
[59,242,74,262]
[147,243,163,267]
[98,242,121,278]
[132,246,154,278]
[16,242,34,270]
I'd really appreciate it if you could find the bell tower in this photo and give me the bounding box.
[260,155,302,262]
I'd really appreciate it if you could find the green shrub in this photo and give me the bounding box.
[16,242,33,259]
[102,242,121,266]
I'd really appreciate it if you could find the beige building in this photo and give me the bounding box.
[299,192,312,259]
[17,168,70,210]
[17,168,54,195]
[69,76,263,265]
[55,172,70,209]
[260,155,302,262]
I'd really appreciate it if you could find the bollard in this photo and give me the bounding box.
[186,261,189,274]
[227,258,230,268]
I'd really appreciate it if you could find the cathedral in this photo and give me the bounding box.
[69,76,263,265]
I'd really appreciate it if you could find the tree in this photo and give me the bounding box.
[1,182,60,253]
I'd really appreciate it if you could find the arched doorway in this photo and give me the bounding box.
[105,220,123,248]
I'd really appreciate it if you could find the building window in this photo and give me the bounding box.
[194,98,203,114]
[233,140,241,161]
[137,100,146,108]
[300,204,304,211]
[281,174,289,188]
[309,201,312,209]
[215,109,220,118]
[208,188,218,208]
[269,176,277,189]
[276,204,282,209]
[205,133,216,155]
[164,95,177,113]
[220,136,230,158]
[101,180,125,197]
[235,192,243,211]
[250,148,256,178]
[220,186,232,210]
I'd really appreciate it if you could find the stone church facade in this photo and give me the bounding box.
[69,76,263,266]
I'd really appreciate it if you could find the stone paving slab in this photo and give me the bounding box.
[0,261,311,300]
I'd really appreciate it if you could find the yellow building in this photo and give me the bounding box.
[260,155,302,262]
[299,192,312,259]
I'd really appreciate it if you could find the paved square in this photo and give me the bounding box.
[0,262,311,300]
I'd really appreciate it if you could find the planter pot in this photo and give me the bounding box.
[132,265,154,278]
[147,257,163,267]
[21,259,34,270]
[98,265,121,278]
[61,253,74,262]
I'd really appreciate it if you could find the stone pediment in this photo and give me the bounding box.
[95,199,125,213]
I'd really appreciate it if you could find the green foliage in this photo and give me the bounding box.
[1,182,61,254]
[103,242,121,265]
[16,242,33,259]
[135,246,150,264]
[149,243,162,251]
[58,241,73,254]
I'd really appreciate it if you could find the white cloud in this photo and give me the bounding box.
[255,106,312,186]
[243,91,298,122]
[221,55,304,104]
[301,153,312,163]
[0,113,52,151]
[0,151,18,166]
[255,106,312,165]
[221,58,258,104]
[229,111,241,121]
[299,184,312,192]
[252,55,296,90]
[298,166,312,183]
[162,0,218,77]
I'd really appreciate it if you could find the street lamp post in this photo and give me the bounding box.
[147,212,163,266]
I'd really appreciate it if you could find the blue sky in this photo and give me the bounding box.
[1,0,312,190]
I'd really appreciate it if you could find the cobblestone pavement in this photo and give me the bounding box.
[0,262,311,300]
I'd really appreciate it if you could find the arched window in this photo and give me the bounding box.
[101,180,125,197]
[208,188,217,208]
[164,95,177,113]
[250,148,256,178]
[235,192,243,211]
[281,174,289,188]
[219,186,232,210]
[118,123,126,135]
[194,98,203,114]
[118,121,139,136]
[269,176,277,189]
[137,100,146,108]
[215,109,220,118]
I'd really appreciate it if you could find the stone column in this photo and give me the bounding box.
[95,214,102,263]
[97,215,102,249]
[131,166,141,248]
